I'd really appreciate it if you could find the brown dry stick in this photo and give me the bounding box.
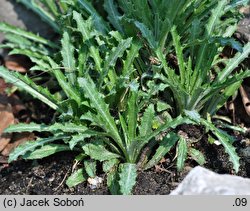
[239,85,250,116]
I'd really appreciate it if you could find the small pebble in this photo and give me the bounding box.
[87,176,104,189]
[48,176,55,182]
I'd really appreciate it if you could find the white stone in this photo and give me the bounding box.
[170,166,250,195]
[87,176,104,189]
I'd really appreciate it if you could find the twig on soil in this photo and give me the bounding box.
[25,177,33,194]
[154,165,172,174]
[72,159,81,172]
[240,85,250,116]
[54,168,71,191]
[227,101,236,124]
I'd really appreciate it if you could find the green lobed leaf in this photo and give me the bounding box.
[201,119,240,172]
[137,115,193,150]
[144,132,179,170]
[123,0,153,27]
[4,122,88,134]
[217,121,247,134]
[72,11,94,42]
[0,22,58,48]
[122,41,141,76]
[103,159,119,173]
[206,0,228,36]
[134,21,157,49]
[139,104,155,137]
[101,37,132,83]
[202,119,240,172]
[73,11,102,72]
[5,33,32,46]
[17,0,60,32]
[204,80,242,115]
[127,91,138,143]
[8,135,69,162]
[3,33,49,55]
[0,66,59,110]
[216,42,250,83]
[171,26,185,85]
[9,48,47,59]
[188,148,206,165]
[8,49,51,69]
[213,37,243,52]
[225,0,249,11]
[82,143,120,161]
[185,111,240,172]
[176,136,188,172]
[118,163,137,195]
[77,0,108,33]
[78,77,123,147]
[156,101,171,112]
[77,45,89,76]
[193,0,228,86]
[66,168,87,188]
[69,133,93,150]
[105,37,132,69]
[42,0,59,17]
[107,170,120,195]
[61,31,76,84]
[74,153,87,162]
[84,160,96,178]
[104,0,124,33]
[47,57,81,104]
[23,144,70,159]
[57,1,68,11]
[184,110,201,122]
[119,113,128,145]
